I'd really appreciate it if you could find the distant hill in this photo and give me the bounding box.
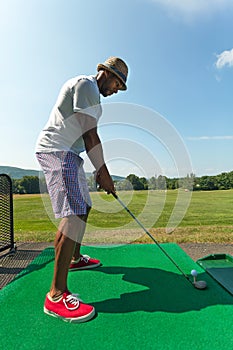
[0,166,40,179]
[0,166,125,181]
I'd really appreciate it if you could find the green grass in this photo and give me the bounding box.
[13,190,233,243]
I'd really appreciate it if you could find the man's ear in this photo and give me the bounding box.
[104,70,112,79]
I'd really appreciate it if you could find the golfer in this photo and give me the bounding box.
[35,56,128,322]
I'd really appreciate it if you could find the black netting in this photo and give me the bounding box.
[0,174,14,253]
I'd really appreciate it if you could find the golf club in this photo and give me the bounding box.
[112,192,207,290]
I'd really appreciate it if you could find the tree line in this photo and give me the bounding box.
[11,171,233,194]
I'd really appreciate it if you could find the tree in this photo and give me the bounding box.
[156,175,167,190]
[139,177,148,190]
[13,176,40,194]
[21,176,40,194]
[179,174,195,191]
[126,174,144,190]
[216,172,231,190]
[116,179,133,191]
[198,176,218,191]
[148,176,157,190]
[12,179,26,194]
[167,178,179,190]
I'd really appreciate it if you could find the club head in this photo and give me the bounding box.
[193,280,207,290]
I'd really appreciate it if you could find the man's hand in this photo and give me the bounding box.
[94,168,116,194]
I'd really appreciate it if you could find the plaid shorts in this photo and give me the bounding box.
[36,151,92,218]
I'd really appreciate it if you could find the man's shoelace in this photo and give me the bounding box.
[64,294,81,310]
[80,255,90,263]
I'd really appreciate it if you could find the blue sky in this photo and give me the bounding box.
[1,0,233,178]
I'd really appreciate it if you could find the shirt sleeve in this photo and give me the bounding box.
[73,78,101,120]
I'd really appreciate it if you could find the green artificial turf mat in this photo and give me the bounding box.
[0,244,233,350]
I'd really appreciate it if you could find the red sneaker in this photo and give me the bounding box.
[69,255,101,271]
[44,291,95,323]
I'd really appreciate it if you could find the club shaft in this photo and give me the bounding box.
[112,192,193,285]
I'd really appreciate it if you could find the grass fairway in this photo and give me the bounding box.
[13,190,233,243]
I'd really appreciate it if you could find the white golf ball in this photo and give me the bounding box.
[191,269,198,277]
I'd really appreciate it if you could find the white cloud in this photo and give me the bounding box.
[149,0,233,20]
[215,49,233,69]
[187,136,233,141]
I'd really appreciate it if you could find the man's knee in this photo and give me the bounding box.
[58,215,87,242]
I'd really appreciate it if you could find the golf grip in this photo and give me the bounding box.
[111,192,193,285]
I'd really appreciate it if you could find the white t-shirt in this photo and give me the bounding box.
[35,75,102,154]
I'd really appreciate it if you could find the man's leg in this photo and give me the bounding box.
[68,208,101,271]
[72,208,91,261]
[45,216,95,322]
[50,215,87,298]
[50,230,75,298]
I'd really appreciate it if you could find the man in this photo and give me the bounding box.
[35,56,128,323]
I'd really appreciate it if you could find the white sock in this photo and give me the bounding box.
[48,293,63,302]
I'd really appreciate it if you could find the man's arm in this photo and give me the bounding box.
[75,112,115,194]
